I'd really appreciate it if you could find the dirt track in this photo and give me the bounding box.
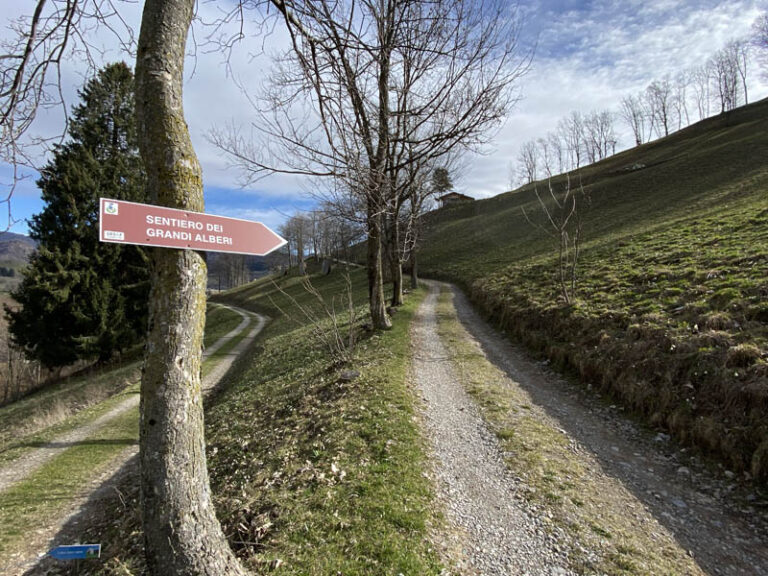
[0,304,266,576]
[420,281,768,575]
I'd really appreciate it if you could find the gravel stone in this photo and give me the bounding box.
[412,284,574,575]
[442,281,768,576]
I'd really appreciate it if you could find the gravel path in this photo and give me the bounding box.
[445,281,768,575]
[412,282,574,575]
[0,390,140,493]
[0,304,267,576]
[202,304,266,389]
[0,305,259,495]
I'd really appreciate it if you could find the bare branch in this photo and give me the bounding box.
[0,0,136,229]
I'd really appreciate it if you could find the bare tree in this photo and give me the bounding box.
[313,196,366,264]
[620,93,649,146]
[546,130,566,175]
[522,174,588,305]
[689,64,712,121]
[2,1,250,573]
[401,159,455,289]
[309,209,321,258]
[211,0,527,329]
[270,271,358,365]
[583,109,616,163]
[536,136,553,178]
[0,0,135,229]
[216,253,249,287]
[278,220,295,270]
[646,77,673,137]
[672,71,691,130]
[293,213,310,274]
[558,111,585,170]
[517,140,539,184]
[708,40,750,114]
[729,39,750,105]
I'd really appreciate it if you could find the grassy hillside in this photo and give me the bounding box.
[71,265,445,575]
[419,100,768,482]
[0,232,35,292]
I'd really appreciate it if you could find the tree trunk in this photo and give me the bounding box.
[367,208,391,330]
[388,215,403,307]
[366,6,393,330]
[410,249,419,290]
[298,246,306,275]
[135,1,247,574]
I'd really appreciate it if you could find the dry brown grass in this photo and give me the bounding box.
[725,343,763,368]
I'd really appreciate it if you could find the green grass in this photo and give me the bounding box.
[0,303,253,467]
[56,267,444,575]
[0,302,267,564]
[0,362,141,461]
[433,287,702,575]
[0,380,140,469]
[208,286,441,574]
[0,406,139,560]
[201,320,259,380]
[201,303,256,379]
[212,261,370,336]
[420,99,768,482]
[204,303,246,348]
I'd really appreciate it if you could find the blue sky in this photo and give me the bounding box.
[1,0,765,235]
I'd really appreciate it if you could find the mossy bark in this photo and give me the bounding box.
[135,0,247,574]
[388,215,404,307]
[367,208,391,330]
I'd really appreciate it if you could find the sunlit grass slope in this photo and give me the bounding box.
[77,264,444,575]
[420,100,768,481]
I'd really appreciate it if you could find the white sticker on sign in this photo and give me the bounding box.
[104,201,119,215]
[104,230,125,240]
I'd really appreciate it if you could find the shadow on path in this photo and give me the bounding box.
[23,454,139,576]
[444,281,768,576]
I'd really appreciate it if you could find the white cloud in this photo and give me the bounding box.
[459,0,768,197]
[204,205,289,233]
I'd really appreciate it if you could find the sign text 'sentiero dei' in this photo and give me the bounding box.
[99,198,286,256]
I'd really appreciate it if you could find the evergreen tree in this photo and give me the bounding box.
[7,62,148,368]
[431,167,454,195]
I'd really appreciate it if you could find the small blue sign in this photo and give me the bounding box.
[49,544,101,560]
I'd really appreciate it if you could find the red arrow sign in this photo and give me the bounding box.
[99,198,286,256]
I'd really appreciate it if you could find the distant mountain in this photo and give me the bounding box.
[0,232,36,265]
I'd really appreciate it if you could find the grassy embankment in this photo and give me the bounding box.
[205,302,248,348]
[420,100,768,481]
[0,303,247,561]
[39,264,444,575]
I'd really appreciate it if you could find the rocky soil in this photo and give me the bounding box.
[437,280,768,575]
